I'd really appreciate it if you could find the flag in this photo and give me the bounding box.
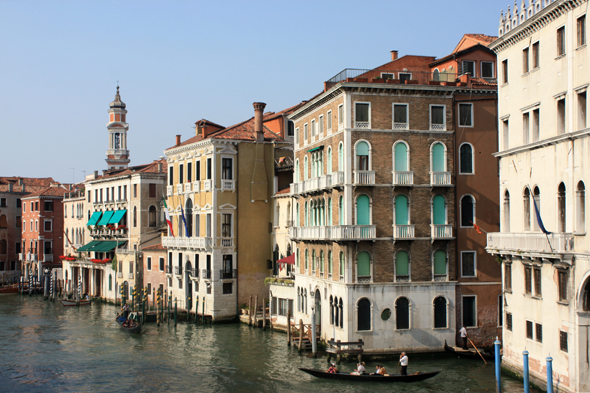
[532,196,551,234]
[470,221,484,234]
[180,206,189,237]
[163,199,174,237]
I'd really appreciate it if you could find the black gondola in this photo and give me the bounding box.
[119,321,142,333]
[444,340,494,360]
[298,367,442,382]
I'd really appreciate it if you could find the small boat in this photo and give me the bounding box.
[298,367,442,382]
[0,285,19,295]
[61,299,91,307]
[444,340,494,360]
[119,321,142,333]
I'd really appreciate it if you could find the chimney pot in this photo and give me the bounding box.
[158,162,163,173]
[94,170,98,178]
[391,50,398,61]
[253,102,267,141]
[176,135,181,146]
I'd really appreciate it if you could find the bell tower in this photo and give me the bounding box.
[106,86,130,170]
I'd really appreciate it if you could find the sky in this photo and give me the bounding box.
[0,0,510,184]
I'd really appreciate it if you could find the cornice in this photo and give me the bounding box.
[494,127,590,157]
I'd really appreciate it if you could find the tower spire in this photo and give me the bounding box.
[106,85,130,170]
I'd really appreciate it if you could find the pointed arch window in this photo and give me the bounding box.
[327,147,333,174]
[459,143,473,174]
[533,187,541,232]
[328,251,333,275]
[395,297,410,329]
[304,202,308,227]
[582,277,590,311]
[460,195,475,227]
[305,249,309,271]
[338,298,344,327]
[577,181,586,233]
[320,250,324,274]
[357,298,371,331]
[503,190,511,232]
[357,251,371,282]
[312,250,316,272]
[338,143,344,171]
[558,183,566,232]
[434,296,447,328]
[330,295,334,325]
[524,188,531,231]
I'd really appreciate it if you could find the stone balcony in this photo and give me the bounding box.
[486,232,575,255]
[430,171,452,186]
[393,224,415,240]
[289,225,376,241]
[431,224,453,239]
[290,172,344,195]
[162,236,212,251]
[354,170,375,185]
[393,171,414,186]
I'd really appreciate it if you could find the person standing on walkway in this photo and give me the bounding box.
[399,352,408,375]
[459,326,468,350]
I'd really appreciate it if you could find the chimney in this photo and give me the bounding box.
[253,102,266,142]
[94,170,98,179]
[18,178,23,186]
[8,181,13,192]
[158,162,163,173]
[391,50,398,61]
[176,135,181,146]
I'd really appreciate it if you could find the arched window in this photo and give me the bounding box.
[319,250,324,274]
[295,160,299,183]
[355,141,370,170]
[524,187,531,231]
[582,277,590,311]
[330,295,334,325]
[434,296,447,328]
[394,141,409,172]
[532,187,541,231]
[503,190,511,232]
[395,195,409,226]
[338,143,344,171]
[433,250,447,280]
[339,251,345,277]
[312,250,316,271]
[558,183,566,232]
[133,206,137,228]
[460,195,475,227]
[433,69,440,81]
[328,251,333,275]
[356,195,370,225]
[339,298,344,328]
[431,142,446,172]
[432,195,447,235]
[297,288,301,312]
[149,205,157,228]
[304,156,309,180]
[395,250,410,282]
[304,289,307,314]
[0,214,7,228]
[396,297,410,329]
[304,202,308,227]
[296,249,300,268]
[357,251,371,282]
[296,203,300,227]
[357,298,371,331]
[327,147,332,174]
[459,143,473,174]
[339,196,344,225]
[577,181,586,233]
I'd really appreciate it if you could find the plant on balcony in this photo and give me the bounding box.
[65,256,76,261]
[102,258,111,264]
[59,255,67,260]
[283,279,293,285]
[107,224,116,231]
[90,259,102,263]
[264,277,278,285]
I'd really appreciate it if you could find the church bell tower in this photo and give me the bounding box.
[106,86,130,170]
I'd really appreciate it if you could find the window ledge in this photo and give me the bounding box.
[522,71,530,77]
[532,296,543,300]
[433,327,449,330]
[500,82,509,88]
[555,54,566,61]
[530,67,540,73]
[557,300,570,306]
[574,231,586,236]
[504,289,513,294]
[576,44,587,51]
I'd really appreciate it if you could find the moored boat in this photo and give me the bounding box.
[0,285,19,295]
[61,299,91,307]
[298,367,442,382]
[444,340,494,360]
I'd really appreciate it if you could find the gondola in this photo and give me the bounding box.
[119,322,142,334]
[61,299,91,307]
[298,367,442,382]
[444,340,494,360]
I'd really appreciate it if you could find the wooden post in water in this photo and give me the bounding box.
[248,295,252,326]
[262,297,266,330]
[298,319,304,351]
[157,288,161,326]
[174,297,177,326]
[253,295,258,327]
[287,310,291,346]
[195,296,199,323]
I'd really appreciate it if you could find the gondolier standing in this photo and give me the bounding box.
[459,326,468,350]
[399,352,408,375]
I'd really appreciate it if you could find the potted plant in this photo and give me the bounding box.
[240,303,249,315]
[372,76,385,83]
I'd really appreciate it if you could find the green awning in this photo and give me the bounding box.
[307,146,325,152]
[94,241,126,252]
[87,212,102,226]
[77,240,102,252]
[108,209,127,225]
[97,211,115,226]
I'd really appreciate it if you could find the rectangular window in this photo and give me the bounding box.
[399,72,411,83]
[461,251,476,277]
[206,158,212,180]
[502,119,509,150]
[557,98,566,134]
[458,103,473,127]
[16,198,21,208]
[147,257,152,271]
[523,112,530,144]
[560,330,568,352]
[393,104,408,130]
[187,162,192,182]
[532,108,540,142]
[147,283,151,296]
[558,270,568,301]
[44,220,52,232]
[381,72,394,80]
[524,266,532,294]
[557,26,566,56]
[498,295,503,326]
[578,91,587,130]
[44,241,51,255]
[195,214,200,237]
[44,201,53,211]
[462,60,475,76]
[118,186,121,200]
[195,161,201,181]
[430,105,445,130]
[123,185,127,199]
[169,167,174,186]
[129,261,133,274]
[287,120,294,136]
[338,104,344,126]
[532,42,540,69]
[222,214,231,238]
[355,103,370,128]
[206,213,211,237]
[304,123,308,140]
[149,184,156,198]
[523,47,530,73]
[502,59,508,84]
[16,216,21,227]
[462,296,477,328]
[133,184,137,199]
[481,62,494,78]
[311,119,316,136]
[535,323,543,343]
[179,164,184,184]
[0,198,5,207]
[159,257,165,271]
[318,115,324,135]
[223,282,232,294]
[327,111,332,131]
[504,263,512,291]
[222,158,233,180]
[533,267,542,296]
[578,15,586,47]
[526,320,533,339]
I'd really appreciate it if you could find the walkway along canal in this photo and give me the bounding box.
[0,295,539,393]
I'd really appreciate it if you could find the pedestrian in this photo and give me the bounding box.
[399,352,408,375]
[460,326,468,350]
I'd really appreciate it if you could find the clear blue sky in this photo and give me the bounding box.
[1,0,509,184]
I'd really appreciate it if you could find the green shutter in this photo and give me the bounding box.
[434,251,447,275]
[432,143,445,172]
[339,196,343,225]
[340,252,344,276]
[356,141,369,156]
[395,195,409,225]
[357,251,370,276]
[394,143,408,171]
[328,199,332,226]
[356,195,370,225]
[327,149,332,174]
[433,195,446,225]
[396,251,409,275]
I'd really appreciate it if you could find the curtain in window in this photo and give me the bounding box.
[356,142,369,170]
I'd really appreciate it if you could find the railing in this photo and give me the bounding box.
[174,266,182,275]
[202,269,212,280]
[431,225,453,239]
[290,225,376,241]
[221,180,235,191]
[393,122,409,130]
[433,274,448,282]
[202,180,212,191]
[324,68,460,89]
[176,184,184,195]
[190,268,198,278]
[358,276,371,283]
[43,254,54,262]
[220,238,233,247]
[193,181,200,193]
[117,272,123,278]
[184,183,192,193]
[393,225,414,239]
[219,269,237,279]
[430,123,446,131]
[486,232,575,254]
[128,272,134,279]
[430,172,451,186]
[354,121,370,129]
[396,275,410,282]
[393,171,414,186]
[167,185,173,196]
[162,236,212,250]
[290,171,344,195]
[354,170,375,185]
[165,265,172,274]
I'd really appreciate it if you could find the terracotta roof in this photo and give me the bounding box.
[465,34,498,44]
[143,243,165,251]
[90,159,167,181]
[471,78,498,87]
[24,184,70,198]
[263,102,307,122]
[275,186,291,195]
[0,177,56,193]
[195,119,225,129]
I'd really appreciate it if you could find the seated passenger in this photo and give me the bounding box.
[327,363,337,373]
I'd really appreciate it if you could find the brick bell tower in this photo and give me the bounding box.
[106,86,130,170]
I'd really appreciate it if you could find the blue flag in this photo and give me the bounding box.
[532,196,551,234]
[180,206,189,237]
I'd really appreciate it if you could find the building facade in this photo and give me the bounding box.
[488,1,590,392]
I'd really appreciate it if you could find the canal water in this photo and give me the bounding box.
[0,295,539,393]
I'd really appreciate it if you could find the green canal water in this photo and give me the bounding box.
[0,295,539,393]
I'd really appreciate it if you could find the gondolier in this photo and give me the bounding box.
[459,326,468,350]
[399,352,409,375]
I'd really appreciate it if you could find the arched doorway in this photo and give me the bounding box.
[314,288,321,335]
[185,261,192,311]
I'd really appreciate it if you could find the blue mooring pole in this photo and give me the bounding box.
[494,337,501,393]
[523,350,530,393]
[546,356,553,393]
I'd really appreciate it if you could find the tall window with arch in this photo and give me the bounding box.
[327,147,332,174]
[133,206,137,228]
[357,251,371,282]
[149,205,157,228]
[393,141,410,184]
[338,143,343,172]
[338,298,344,327]
[533,187,541,231]
[339,251,345,278]
[357,298,371,331]
[304,156,308,180]
[395,194,409,227]
[395,250,410,282]
[432,195,447,237]
[356,195,370,225]
[433,250,447,281]
[327,198,332,226]
[319,250,324,274]
[460,195,475,227]
[396,297,410,329]
[523,187,531,231]
[304,249,309,271]
[577,181,586,233]
[558,183,566,232]
[434,296,447,328]
[339,196,344,225]
[355,141,370,171]
[503,190,511,232]
[304,202,308,227]
[312,250,316,272]
[296,203,300,227]
[295,160,299,183]
[328,251,333,276]
[459,143,473,174]
[431,142,446,173]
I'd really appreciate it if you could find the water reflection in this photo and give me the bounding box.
[0,296,538,393]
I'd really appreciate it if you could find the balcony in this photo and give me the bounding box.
[395,275,410,282]
[202,180,212,191]
[393,122,409,130]
[393,224,414,239]
[117,272,123,278]
[355,121,370,129]
[354,170,375,185]
[165,265,172,275]
[221,180,235,191]
[202,269,212,280]
[430,172,451,186]
[174,266,182,275]
[290,172,345,195]
[393,171,414,186]
[192,181,200,193]
[128,272,134,279]
[486,232,575,255]
[190,269,198,278]
[43,254,54,262]
[176,184,184,195]
[184,183,192,193]
[431,225,453,239]
[162,236,212,251]
[290,225,376,241]
[167,185,173,196]
[220,269,237,279]
[430,123,446,131]
[220,238,233,247]
[433,274,448,282]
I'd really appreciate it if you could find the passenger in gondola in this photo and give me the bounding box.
[371,365,382,375]
[327,363,337,373]
[377,365,387,375]
[354,362,366,375]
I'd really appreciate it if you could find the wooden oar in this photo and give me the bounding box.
[107,311,123,327]
[468,338,488,365]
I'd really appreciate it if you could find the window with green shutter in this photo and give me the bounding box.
[394,142,408,171]
[434,250,447,275]
[395,251,409,278]
[395,195,409,225]
[357,251,371,279]
[356,195,370,225]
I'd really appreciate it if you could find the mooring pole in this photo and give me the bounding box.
[157,289,161,326]
[248,295,252,326]
[311,307,317,358]
[546,356,553,393]
[262,297,266,330]
[287,310,291,346]
[494,337,501,393]
[174,297,177,327]
[254,295,258,327]
[523,350,530,393]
